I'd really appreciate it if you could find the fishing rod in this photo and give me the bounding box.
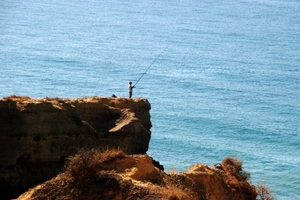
[134,44,169,87]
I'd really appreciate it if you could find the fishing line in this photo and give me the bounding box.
[134,44,170,87]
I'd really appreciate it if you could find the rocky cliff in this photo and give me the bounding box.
[0,96,151,199]
[17,150,257,200]
[1,96,258,200]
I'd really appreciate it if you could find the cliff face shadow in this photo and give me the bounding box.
[87,110,122,133]
[69,106,122,134]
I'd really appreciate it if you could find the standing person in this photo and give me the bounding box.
[128,81,135,98]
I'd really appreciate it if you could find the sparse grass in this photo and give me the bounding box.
[162,172,195,200]
[256,183,274,200]
[65,147,125,187]
[44,96,60,101]
[2,95,31,101]
[168,168,176,175]
[166,186,190,200]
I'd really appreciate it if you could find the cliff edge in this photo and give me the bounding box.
[0,96,151,199]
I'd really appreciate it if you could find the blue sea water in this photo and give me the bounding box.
[1,0,299,199]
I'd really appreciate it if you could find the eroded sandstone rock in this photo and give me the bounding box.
[17,153,257,200]
[0,96,151,199]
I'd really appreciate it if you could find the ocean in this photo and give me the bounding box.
[1,0,299,199]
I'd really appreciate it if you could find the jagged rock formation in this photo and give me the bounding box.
[0,96,151,199]
[17,151,257,200]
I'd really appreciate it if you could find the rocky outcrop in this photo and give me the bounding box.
[17,151,257,200]
[0,96,151,199]
[0,96,258,200]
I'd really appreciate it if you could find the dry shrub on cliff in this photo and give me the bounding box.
[222,157,243,172]
[162,173,195,200]
[221,157,251,180]
[221,157,257,199]
[256,183,274,200]
[165,186,190,200]
[65,147,125,187]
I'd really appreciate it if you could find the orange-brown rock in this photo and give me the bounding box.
[0,96,151,199]
[0,96,258,200]
[17,152,257,200]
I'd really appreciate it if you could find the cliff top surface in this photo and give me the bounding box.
[0,95,150,106]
